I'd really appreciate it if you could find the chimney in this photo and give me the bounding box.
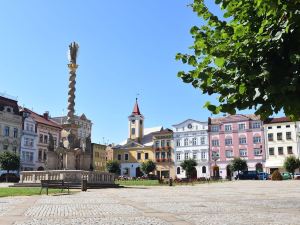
[43,111,49,120]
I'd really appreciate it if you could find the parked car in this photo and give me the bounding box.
[281,172,292,180]
[235,171,259,180]
[0,173,20,182]
[258,172,269,180]
[294,173,300,180]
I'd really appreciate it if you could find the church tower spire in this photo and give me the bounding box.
[128,98,144,143]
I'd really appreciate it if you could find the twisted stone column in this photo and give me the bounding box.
[67,63,78,123]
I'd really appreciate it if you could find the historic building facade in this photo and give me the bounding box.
[209,114,264,178]
[22,109,62,170]
[113,99,162,177]
[91,143,107,171]
[20,110,38,171]
[173,119,210,179]
[264,117,300,174]
[0,96,22,173]
[152,128,175,179]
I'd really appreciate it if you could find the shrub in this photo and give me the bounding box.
[271,170,283,181]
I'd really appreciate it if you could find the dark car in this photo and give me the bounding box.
[235,171,258,180]
[258,172,269,180]
[0,173,20,182]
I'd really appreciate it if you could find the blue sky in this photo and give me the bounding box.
[0,1,265,144]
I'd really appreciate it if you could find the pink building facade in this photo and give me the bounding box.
[208,114,265,178]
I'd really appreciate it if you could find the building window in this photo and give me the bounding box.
[184,152,189,160]
[253,136,261,144]
[38,149,43,161]
[161,152,166,159]
[176,153,181,161]
[53,138,57,147]
[156,152,160,159]
[225,150,233,158]
[211,126,219,132]
[155,141,160,148]
[252,122,261,129]
[176,139,181,147]
[224,125,232,131]
[278,147,284,155]
[287,146,293,154]
[239,137,247,144]
[184,138,188,146]
[131,120,135,124]
[161,140,165,148]
[12,146,17,153]
[239,149,247,157]
[225,138,232,146]
[238,123,245,130]
[254,148,262,156]
[145,153,149,160]
[166,140,170,147]
[277,133,282,141]
[200,137,205,145]
[124,154,129,161]
[117,154,121,160]
[268,133,273,141]
[95,152,100,158]
[201,152,206,159]
[167,152,171,159]
[212,139,219,146]
[268,126,272,129]
[137,152,141,160]
[44,135,48,144]
[193,152,197,159]
[4,126,9,136]
[286,125,290,128]
[177,167,181,174]
[3,145,8,150]
[269,148,274,156]
[131,128,135,135]
[13,128,18,138]
[202,166,206,174]
[286,132,292,140]
[192,138,197,146]
[44,151,47,161]
[277,126,281,129]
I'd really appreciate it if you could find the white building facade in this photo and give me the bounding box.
[20,111,38,171]
[264,117,300,174]
[173,119,210,179]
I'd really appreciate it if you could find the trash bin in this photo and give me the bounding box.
[81,179,87,191]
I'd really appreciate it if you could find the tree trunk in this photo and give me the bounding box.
[6,170,9,183]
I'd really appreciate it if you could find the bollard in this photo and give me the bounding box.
[169,177,173,186]
[81,179,87,191]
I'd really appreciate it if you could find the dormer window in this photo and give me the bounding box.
[132,120,135,124]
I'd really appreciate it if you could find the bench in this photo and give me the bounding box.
[40,180,70,195]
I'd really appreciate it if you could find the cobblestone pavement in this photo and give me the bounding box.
[0,181,299,225]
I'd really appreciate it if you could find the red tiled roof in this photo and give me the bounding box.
[152,128,173,135]
[132,98,141,115]
[24,108,62,129]
[209,114,261,125]
[264,117,292,124]
[0,96,20,115]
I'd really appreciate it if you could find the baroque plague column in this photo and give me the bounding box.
[55,42,92,170]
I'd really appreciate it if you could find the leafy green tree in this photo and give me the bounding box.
[230,157,247,179]
[0,151,20,182]
[176,0,300,119]
[180,159,198,179]
[284,156,299,178]
[141,160,156,175]
[106,160,120,175]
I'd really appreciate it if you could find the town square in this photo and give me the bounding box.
[1,1,300,225]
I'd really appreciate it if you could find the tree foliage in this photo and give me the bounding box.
[230,157,247,177]
[284,156,300,177]
[180,159,198,178]
[141,160,156,175]
[176,0,300,119]
[0,151,20,181]
[106,160,120,175]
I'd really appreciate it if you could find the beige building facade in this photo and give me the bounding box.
[91,143,107,171]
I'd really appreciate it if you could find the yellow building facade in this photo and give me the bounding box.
[113,99,175,178]
[91,143,107,171]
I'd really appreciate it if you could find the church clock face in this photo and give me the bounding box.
[188,124,192,129]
